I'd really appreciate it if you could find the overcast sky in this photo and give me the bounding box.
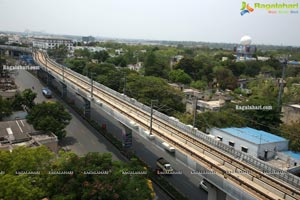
[0,0,299,46]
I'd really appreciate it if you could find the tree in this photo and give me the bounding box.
[0,146,54,200]
[175,57,195,79]
[237,96,282,132]
[195,110,247,132]
[65,58,88,74]
[144,52,161,76]
[0,96,12,120]
[168,69,192,84]
[214,67,237,90]
[279,121,300,151]
[26,102,72,139]
[0,147,152,200]
[126,74,185,114]
[11,93,24,111]
[190,80,207,90]
[92,50,109,62]
[22,89,37,109]
[47,45,68,63]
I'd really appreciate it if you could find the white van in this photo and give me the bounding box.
[199,179,208,191]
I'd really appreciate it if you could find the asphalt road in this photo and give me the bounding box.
[14,69,124,160]
[13,69,172,200]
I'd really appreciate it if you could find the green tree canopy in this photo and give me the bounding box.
[214,67,237,90]
[0,96,12,120]
[47,45,68,63]
[279,121,300,151]
[22,89,37,109]
[168,69,192,84]
[0,147,152,200]
[126,74,185,115]
[26,102,72,139]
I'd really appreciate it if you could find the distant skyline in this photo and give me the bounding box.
[0,0,299,46]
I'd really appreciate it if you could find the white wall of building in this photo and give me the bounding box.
[32,38,73,50]
[210,128,288,160]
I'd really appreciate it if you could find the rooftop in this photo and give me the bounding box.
[198,99,224,108]
[220,127,287,144]
[290,104,300,109]
[0,120,34,142]
[281,151,300,160]
[33,37,72,41]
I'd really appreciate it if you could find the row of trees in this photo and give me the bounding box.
[65,57,185,115]
[0,146,152,200]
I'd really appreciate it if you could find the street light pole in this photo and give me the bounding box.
[62,65,65,82]
[90,72,94,98]
[149,100,158,135]
[123,74,126,95]
[277,59,287,112]
[193,96,198,128]
[44,54,49,85]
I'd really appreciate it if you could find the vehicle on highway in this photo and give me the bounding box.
[42,87,52,98]
[156,157,173,175]
[199,179,209,192]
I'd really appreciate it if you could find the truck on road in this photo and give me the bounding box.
[156,157,173,175]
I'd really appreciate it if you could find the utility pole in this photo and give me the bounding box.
[44,54,49,85]
[90,71,94,98]
[149,100,158,135]
[123,73,126,95]
[62,65,65,82]
[277,59,287,112]
[193,96,198,128]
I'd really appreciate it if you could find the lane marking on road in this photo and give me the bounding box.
[16,120,23,133]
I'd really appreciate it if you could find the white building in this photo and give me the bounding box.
[127,62,143,71]
[209,127,289,160]
[73,46,106,52]
[32,37,73,50]
[197,99,225,112]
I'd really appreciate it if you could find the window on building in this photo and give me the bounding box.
[217,136,223,141]
[241,146,248,153]
[229,141,235,147]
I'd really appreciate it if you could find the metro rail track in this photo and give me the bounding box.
[34,51,300,200]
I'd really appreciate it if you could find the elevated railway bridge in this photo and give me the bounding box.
[1,45,300,200]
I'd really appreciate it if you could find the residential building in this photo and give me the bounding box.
[0,119,58,152]
[0,76,17,100]
[127,62,143,71]
[32,37,73,50]
[82,36,95,43]
[282,104,300,124]
[73,46,106,52]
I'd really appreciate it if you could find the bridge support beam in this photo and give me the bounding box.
[60,81,67,99]
[83,98,91,119]
[120,123,133,148]
[37,69,54,86]
[205,180,226,200]
[47,73,54,86]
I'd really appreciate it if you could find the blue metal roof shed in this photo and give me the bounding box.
[220,127,287,145]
